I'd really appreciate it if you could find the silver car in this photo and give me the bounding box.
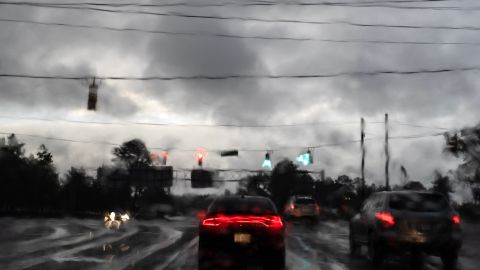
[284,196,320,221]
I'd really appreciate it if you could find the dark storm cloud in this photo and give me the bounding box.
[0,6,143,116]
[1,2,479,185]
[144,30,272,123]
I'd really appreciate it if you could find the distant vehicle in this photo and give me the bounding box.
[103,211,130,230]
[284,195,320,221]
[349,191,462,268]
[198,195,285,269]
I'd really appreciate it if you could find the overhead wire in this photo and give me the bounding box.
[3,18,480,46]
[389,120,451,130]
[0,0,467,8]
[0,0,477,11]
[0,115,376,128]
[0,129,453,152]
[1,66,480,81]
[1,2,480,31]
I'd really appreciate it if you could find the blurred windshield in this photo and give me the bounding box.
[208,197,277,216]
[295,198,316,205]
[389,193,449,212]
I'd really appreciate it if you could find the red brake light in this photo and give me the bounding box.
[202,217,221,227]
[375,212,395,228]
[266,215,284,230]
[452,215,460,224]
[201,215,284,229]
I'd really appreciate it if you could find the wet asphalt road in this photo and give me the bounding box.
[0,217,479,270]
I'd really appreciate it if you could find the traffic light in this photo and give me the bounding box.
[87,78,98,111]
[296,150,313,166]
[162,151,168,165]
[262,153,272,170]
[220,149,239,157]
[196,148,208,167]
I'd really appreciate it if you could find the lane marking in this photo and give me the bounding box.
[154,236,199,270]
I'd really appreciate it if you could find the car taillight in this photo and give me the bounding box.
[266,215,284,230]
[452,215,460,225]
[315,204,320,212]
[202,217,221,227]
[375,212,395,228]
[201,215,284,230]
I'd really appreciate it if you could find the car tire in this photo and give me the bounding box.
[264,249,285,270]
[441,252,458,270]
[197,256,209,270]
[197,241,212,270]
[367,234,384,265]
[410,252,425,270]
[349,227,359,256]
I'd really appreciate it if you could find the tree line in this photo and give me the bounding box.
[0,135,170,216]
[1,124,479,218]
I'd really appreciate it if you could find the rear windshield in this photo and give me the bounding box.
[295,198,316,205]
[208,197,277,215]
[389,193,449,212]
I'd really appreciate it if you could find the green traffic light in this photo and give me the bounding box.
[296,150,313,166]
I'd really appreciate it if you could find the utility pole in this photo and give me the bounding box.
[361,117,366,193]
[385,113,390,190]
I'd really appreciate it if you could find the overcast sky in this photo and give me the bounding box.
[1,0,479,195]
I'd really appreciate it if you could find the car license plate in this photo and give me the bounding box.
[234,233,251,244]
[417,223,432,232]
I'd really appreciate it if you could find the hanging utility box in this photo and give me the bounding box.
[131,166,173,188]
[191,169,213,188]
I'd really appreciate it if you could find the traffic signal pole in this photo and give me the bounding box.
[385,113,390,190]
[361,117,366,194]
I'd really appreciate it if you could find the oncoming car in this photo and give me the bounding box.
[103,211,130,230]
[349,191,462,268]
[198,195,285,269]
[284,195,320,221]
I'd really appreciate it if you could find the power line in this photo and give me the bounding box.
[0,0,476,11]
[1,67,480,81]
[3,18,480,46]
[0,115,377,128]
[0,0,463,8]
[0,131,366,152]
[2,2,480,31]
[389,120,451,130]
[0,115,454,132]
[0,130,451,152]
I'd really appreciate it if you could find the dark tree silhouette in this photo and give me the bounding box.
[0,134,26,210]
[432,171,453,201]
[112,139,152,169]
[269,159,299,209]
[63,167,93,212]
[0,136,61,213]
[30,144,60,211]
[402,181,426,191]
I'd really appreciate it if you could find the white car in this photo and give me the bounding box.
[284,196,320,221]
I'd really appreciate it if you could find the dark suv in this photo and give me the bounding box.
[349,191,462,268]
[198,195,285,269]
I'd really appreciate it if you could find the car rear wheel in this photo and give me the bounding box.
[367,234,385,265]
[410,252,425,270]
[263,249,285,270]
[349,228,359,256]
[441,252,458,270]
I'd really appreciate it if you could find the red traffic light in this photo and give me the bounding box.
[162,151,168,165]
[196,148,208,166]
